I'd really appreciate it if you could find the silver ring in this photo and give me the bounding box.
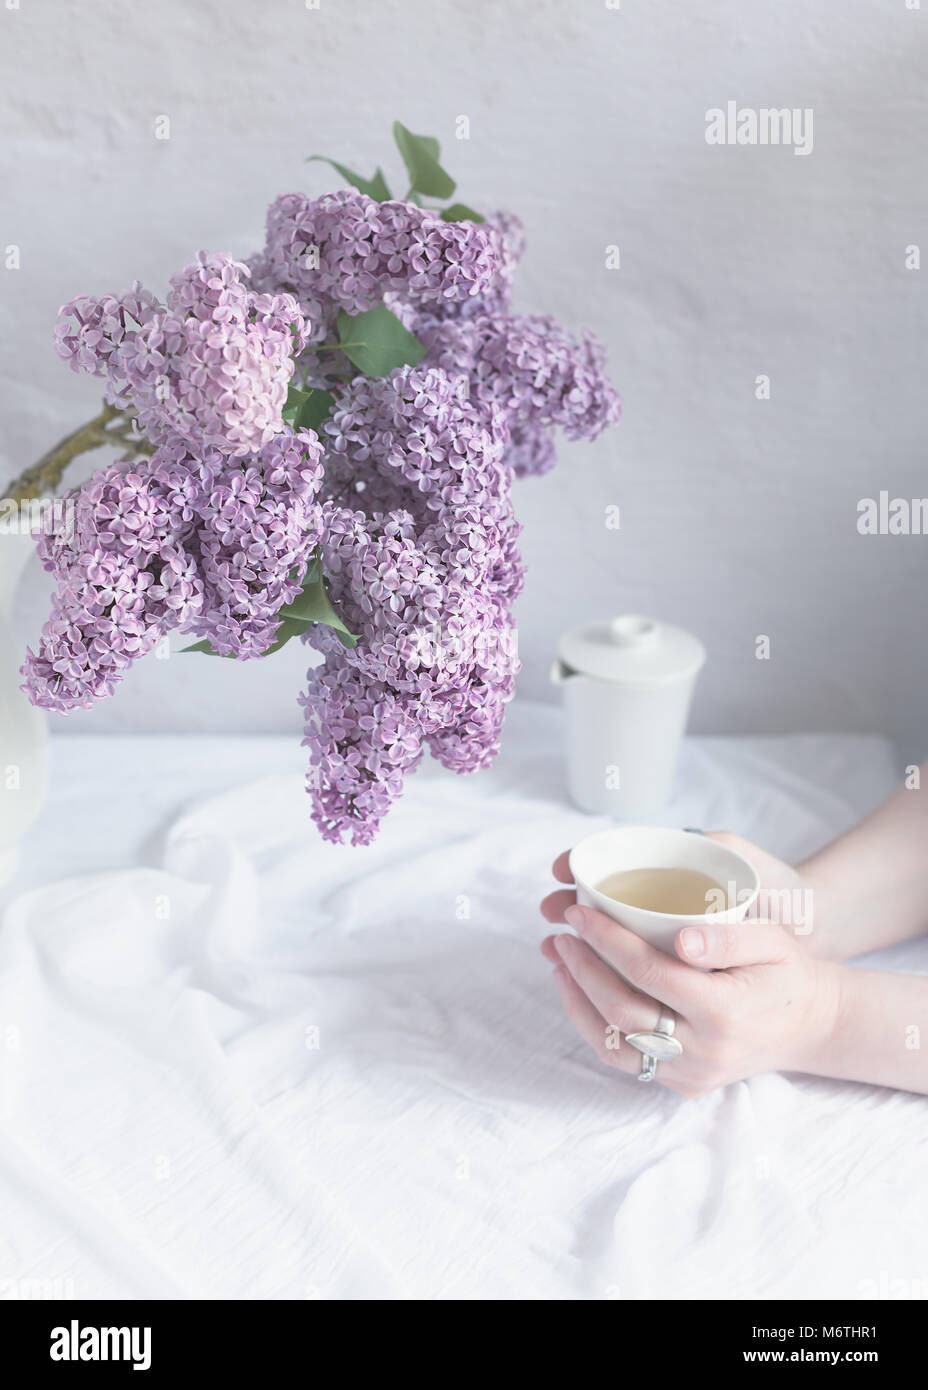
[626,1006,684,1082]
[637,1054,659,1084]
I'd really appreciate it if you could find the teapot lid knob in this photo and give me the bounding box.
[609,615,659,650]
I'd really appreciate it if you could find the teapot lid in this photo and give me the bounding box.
[557,615,706,686]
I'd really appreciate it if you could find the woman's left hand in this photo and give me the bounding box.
[540,851,844,1096]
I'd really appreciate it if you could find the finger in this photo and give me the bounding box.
[565,904,710,1016]
[550,966,639,1075]
[553,933,661,1036]
[540,934,560,964]
[551,851,574,885]
[540,888,577,923]
[675,918,791,970]
[703,830,800,906]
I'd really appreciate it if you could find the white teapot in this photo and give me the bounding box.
[551,615,705,818]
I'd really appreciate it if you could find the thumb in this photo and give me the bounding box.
[675,918,790,970]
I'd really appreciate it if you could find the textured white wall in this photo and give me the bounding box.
[3,0,927,758]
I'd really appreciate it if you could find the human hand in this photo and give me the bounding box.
[539,841,842,1095]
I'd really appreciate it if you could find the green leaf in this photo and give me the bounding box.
[282,382,305,423]
[279,555,358,648]
[180,638,229,657]
[441,203,484,224]
[392,122,456,199]
[296,389,335,433]
[306,155,391,201]
[283,385,335,434]
[259,615,315,656]
[336,305,425,377]
[181,553,357,659]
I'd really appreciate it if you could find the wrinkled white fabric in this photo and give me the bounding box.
[1,704,924,1301]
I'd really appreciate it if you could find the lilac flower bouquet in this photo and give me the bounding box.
[10,125,620,845]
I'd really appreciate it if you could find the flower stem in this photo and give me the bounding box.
[3,402,153,501]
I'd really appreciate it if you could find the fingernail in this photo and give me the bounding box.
[554,934,572,958]
[681,927,706,957]
[564,905,584,930]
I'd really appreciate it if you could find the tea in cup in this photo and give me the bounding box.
[568,826,760,955]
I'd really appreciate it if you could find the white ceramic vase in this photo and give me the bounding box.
[0,532,49,887]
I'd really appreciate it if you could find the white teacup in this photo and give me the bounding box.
[568,827,760,955]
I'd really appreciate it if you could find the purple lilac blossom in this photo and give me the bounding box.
[54,283,163,393]
[23,449,211,713]
[191,429,325,659]
[23,428,324,712]
[417,209,525,322]
[410,311,622,476]
[300,664,426,845]
[249,190,498,328]
[55,254,308,457]
[29,191,620,844]
[299,366,523,844]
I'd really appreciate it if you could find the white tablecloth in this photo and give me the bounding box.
[1,703,925,1301]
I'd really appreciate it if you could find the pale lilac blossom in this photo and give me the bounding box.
[28,191,620,843]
